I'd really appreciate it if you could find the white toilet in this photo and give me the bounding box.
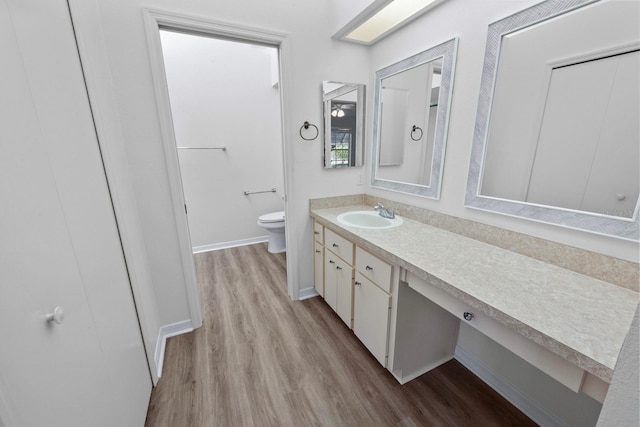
[257,211,286,253]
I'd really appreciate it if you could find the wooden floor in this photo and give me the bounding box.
[145,243,537,427]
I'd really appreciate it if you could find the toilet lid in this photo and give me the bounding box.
[258,211,285,223]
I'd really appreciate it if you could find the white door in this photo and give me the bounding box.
[0,0,151,426]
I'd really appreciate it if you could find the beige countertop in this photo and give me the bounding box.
[311,204,639,383]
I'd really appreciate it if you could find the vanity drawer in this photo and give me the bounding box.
[313,221,324,244]
[404,271,586,393]
[325,228,354,264]
[355,247,392,293]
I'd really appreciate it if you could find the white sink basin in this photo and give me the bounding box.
[336,211,403,229]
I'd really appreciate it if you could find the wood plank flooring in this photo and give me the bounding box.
[145,243,537,427]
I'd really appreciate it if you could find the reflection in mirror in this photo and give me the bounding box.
[466,0,639,240]
[372,38,458,199]
[378,59,443,186]
[323,82,365,168]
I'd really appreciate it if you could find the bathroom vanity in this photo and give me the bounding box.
[310,201,638,405]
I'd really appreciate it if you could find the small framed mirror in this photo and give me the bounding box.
[323,81,365,168]
[371,38,458,198]
[466,0,639,240]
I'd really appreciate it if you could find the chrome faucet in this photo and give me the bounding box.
[374,203,396,219]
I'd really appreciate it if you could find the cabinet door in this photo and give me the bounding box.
[324,254,338,311]
[314,243,324,297]
[353,272,391,366]
[335,256,354,328]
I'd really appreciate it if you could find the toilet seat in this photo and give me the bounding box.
[258,211,285,223]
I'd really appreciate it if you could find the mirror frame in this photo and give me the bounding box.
[323,82,366,168]
[371,37,458,199]
[465,0,639,241]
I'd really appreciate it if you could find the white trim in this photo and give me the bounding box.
[298,286,319,301]
[192,236,268,254]
[154,320,194,379]
[391,355,454,385]
[141,9,299,305]
[67,0,161,384]
[454,345,564,427]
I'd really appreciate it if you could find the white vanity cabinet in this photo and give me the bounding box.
[353,247,393,367]
[323,229,355,328]
[353,272,391,366]
[316,225,396,367]
[313,221,324,297]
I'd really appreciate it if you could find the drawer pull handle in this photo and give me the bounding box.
[332,243,339,248]
[314,231,320,235]
[365,266,373,271]
[336,266,342,270]
[355,281,362,286]
[329,260,335,264]
[463,312,474,321]
[315,250,321,253]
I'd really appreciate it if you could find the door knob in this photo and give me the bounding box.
[46,306,65,325]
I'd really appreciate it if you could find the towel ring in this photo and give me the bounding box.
[410,125,423,141]
[300,121,319,141]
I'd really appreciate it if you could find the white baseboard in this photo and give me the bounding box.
[391,355,454,385]
[298,286,319,301]
[192,236,268,254]
[454,345,563,427]
[154,320,194,379]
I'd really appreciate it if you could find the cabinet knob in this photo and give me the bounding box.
[463,312,474,321]
[314,231,320,235]
[332,243,339,248]
[355,281,362,286]
[336,266,342,270]
[46,306,65,325]
[365,266,373,271]
[315,250,321,253]
[329,260,335,264]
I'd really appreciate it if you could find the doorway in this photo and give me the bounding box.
[143,11,298,305]
[158,30,286,254]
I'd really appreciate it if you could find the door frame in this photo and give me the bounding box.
[141,9,298,300]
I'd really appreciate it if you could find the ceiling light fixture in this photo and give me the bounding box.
[333,0,446,45]
[331,107,345,118]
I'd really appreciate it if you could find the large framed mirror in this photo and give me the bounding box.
[371,38,458,198]
[466,0,639,240]
[323,81,365,168]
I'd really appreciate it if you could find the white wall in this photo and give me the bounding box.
[160,32,285,249]
[367,0,639,263]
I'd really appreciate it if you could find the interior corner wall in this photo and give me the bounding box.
[366,0,639,263]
